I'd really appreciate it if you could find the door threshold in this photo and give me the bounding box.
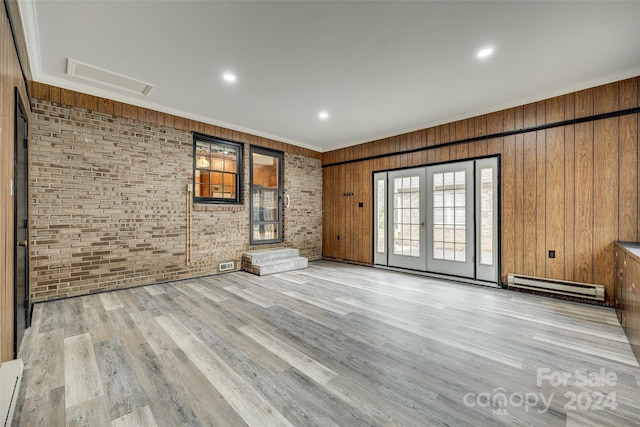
[374,265,501,288]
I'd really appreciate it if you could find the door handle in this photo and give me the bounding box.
[285,194,290,208]
[18,240,28,247]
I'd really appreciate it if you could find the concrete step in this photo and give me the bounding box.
[242,248,308,276]
[242,248,299,265]
[251,257,308,276]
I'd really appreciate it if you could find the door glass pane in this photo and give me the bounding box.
[376,179,385,253]
[253,224,279,241]
[393,175,420,257]
[433,170,466,262]
[480,167,494,265]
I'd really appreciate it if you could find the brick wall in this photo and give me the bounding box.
[30,99,322,302]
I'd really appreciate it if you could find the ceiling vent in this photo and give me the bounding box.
[66,58,154,96]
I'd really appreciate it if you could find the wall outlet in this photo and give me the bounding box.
[549,250,555,258]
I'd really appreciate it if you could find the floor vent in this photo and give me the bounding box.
[507,274,605,301]
[219,261,235,272]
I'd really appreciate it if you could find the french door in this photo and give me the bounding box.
[426,162,474,277]
[385,168,426,270]
[374,158,499,284]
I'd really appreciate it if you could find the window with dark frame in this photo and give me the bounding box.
[193,133,243,204]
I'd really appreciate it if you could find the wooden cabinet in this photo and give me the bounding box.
[614,242,640,363]
[615,246,626,328]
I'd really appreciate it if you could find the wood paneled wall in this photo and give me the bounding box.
[1,0,31,362]
[30,82,321,160]
[322,77,640,301]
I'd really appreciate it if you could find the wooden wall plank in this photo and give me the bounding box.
[112,101,123,118]
[564,94,576,282]
[77,93,97,111]
[522,104,537,276]
[122,103,137,120]
[49,86,61,104]
[545,96,565,279]
[594,82,619,115]
[535,101,547,278]
[501,109,516,282]
[146,109,158,126]
[32,81,49,100]
[620,77,638,109]
[511,107,524,277]
[97,97,113,115]
[593,118,618,298]
[574,120,594,284]
[60,88,77,107]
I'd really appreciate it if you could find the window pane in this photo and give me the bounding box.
[432,168,469,263]
[480,167,494,265]
[253,223,279,241]
[402,209,410,224]
[252,152,279,187]
[410,209,419,224]
[433,243,444,260]
[376,179,385,253]
[224,156,237,172]
[444,242,455,260]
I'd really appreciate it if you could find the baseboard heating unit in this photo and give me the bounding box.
[507,274,605,301]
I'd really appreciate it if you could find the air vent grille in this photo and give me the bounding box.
[219,261,235,272]
[66,58,153,96]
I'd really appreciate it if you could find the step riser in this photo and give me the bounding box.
[255,258,308,276]
[243,248,300,264]
[242,248,308,276]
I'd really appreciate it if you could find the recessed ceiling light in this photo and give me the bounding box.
[477,48,493,58]
[223,73,237,82]
[319,111,329,120]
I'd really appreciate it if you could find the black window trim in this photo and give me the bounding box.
[192,132,244,205]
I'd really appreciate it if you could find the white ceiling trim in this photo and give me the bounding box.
[31,67,640,154]
[35,73,324,152]
[325,67,640,153]
[16,0,42,77]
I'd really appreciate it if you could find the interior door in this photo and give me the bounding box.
[14,90,29,356]
[387,168,426,270]
[426,161,474,278]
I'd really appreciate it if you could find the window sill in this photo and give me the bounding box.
[193,203,245,212]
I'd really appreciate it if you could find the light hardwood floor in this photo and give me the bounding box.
[13,261,640,426]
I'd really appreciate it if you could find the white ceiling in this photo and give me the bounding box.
[19,1,640,152]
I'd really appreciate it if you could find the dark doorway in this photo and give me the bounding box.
[14,88,29,357]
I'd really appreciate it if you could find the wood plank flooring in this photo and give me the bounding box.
[12,261,640,426]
